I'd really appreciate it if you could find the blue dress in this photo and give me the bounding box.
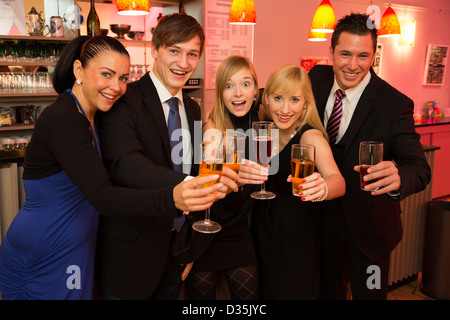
[0,91,179,299]
[0,172,99,299]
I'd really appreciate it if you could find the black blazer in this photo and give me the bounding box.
[96,73,202,299]
[308,65,431,261]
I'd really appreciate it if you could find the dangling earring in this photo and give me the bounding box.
[76,79,82,85]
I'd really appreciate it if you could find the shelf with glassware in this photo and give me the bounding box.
[0,37,70,133]
[0,36,70,100]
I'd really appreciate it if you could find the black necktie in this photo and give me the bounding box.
[167,97,184,231]
[167,97,183,172]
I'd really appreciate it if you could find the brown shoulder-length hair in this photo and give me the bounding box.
[262,64,328,141]
[210,55,259,132]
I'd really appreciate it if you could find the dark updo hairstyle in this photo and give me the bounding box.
[52,35,130,94]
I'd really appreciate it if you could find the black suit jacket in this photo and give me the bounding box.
[96,73,203,299]
[308,65,431,261]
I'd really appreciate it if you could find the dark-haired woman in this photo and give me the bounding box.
[0,36,224,300]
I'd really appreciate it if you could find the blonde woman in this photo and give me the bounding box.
[186,55,267,300]
[251,64,345,299]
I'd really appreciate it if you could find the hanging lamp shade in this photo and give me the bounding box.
[229,0,256,25]
[117,0,150,16]
[308,29,327,42]
[378,6,401,37]
[311,0,336,33]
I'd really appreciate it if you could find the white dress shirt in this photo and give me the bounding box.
[324,71,372,143]
[149,71,192,174]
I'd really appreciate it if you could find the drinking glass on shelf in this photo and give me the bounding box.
[251,121,276,200]
[224,130,247,174]
[359,141,383,191]
[291,144,315,196]
[192,140,224,234]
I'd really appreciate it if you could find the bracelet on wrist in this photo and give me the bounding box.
[312,181,328,202]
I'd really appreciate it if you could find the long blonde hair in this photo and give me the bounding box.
[210,55,259,133]
[262,64,328,141]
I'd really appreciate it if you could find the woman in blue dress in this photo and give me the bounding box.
[0,36,225,300]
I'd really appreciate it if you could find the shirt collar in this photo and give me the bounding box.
[149,71,183,104]
[332,71,371,104]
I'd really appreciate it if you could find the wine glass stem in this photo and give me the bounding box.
[260,181,266,193]
[204,207,211,223]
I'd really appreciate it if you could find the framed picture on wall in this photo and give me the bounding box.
[423,44,448,85]
[372,43,383,75]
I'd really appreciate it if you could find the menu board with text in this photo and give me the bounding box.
[204,0,254,89]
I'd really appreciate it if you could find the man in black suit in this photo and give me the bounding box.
[308,13,431,299]
[96,13,237,300]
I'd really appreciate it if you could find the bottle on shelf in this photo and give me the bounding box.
[87,0,101,36]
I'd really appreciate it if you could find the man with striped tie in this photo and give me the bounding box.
[309,13,430,299]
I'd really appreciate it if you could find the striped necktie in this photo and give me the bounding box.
[326,89,346,144]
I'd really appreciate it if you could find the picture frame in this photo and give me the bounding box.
[372,43,383,75]
[423,44,448,86]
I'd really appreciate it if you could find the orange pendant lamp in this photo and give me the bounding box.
[378,5,401,37]
[229,0,257,25]
[117,0,150,16]
[308,29,327,42]
[311,0,336,33]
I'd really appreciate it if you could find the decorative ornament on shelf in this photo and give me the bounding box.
[116,0,150,16]
[310,0,336,33]
[229,0,257,25]
[378,5,401,38]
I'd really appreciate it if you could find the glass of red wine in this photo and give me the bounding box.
[251,121,276,200]
[359,141,383,191]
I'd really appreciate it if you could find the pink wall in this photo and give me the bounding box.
[252,0,450,114]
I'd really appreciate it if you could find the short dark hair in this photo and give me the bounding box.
[331,13,378,53]
[152,13,205,55]
[53,36,129,94]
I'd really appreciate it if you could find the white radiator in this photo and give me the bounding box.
[389,146,436,285]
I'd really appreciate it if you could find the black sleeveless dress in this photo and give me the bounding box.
[251,124,321,299]
[191,108,259,271]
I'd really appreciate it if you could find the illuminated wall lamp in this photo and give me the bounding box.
[398,20,416,46]
[117,0,150,16]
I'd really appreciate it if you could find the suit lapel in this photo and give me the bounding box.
[138,74,173,163]
[183,94,198,152]
[183,94,201,174]
[316,72,334,122]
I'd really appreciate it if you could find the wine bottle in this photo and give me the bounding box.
[87,0,100,36]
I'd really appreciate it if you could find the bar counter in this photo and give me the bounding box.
[415,116,450,128]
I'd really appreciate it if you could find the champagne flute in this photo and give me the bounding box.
[224,130,247,173]
[192,140,224,233]
[291,144,315,196]
[251,121,276,199]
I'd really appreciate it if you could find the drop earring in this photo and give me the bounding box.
[76,79,82,85]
